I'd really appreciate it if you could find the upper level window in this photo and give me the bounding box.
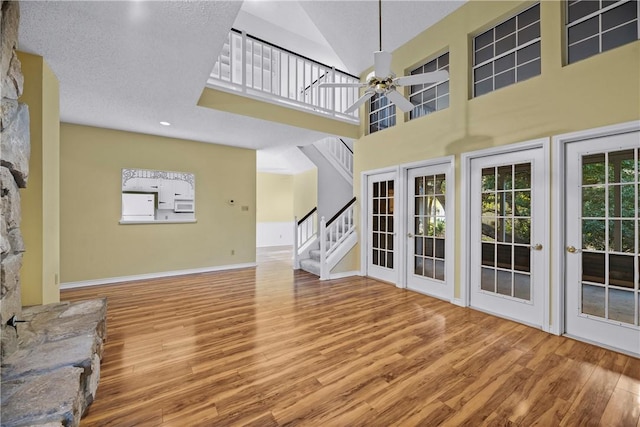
[369,93,396,134]
[567,0,639,64]
[473,4,541,97]
[408,52,450,120]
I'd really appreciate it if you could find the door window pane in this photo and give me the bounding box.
[497,270,513,296]
[413,173,446,281]
[608,289,635,324]
[514,273,531,300]
[481,267,495,292]
[372,179,395,269]
[609,254,634,288]
[582,284,606,317]
[583,219,606,250]
[578,148,639,326]
[478,161,533,301]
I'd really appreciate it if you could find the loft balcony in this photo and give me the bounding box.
[207,29,361,124]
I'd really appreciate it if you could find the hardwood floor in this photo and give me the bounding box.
[62,248,640,426]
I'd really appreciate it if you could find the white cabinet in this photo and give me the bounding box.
[121,193,155,221]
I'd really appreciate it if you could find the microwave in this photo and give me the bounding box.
[174,199,195,213]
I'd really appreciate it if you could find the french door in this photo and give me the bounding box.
[367,171,397,283]
[406,165,451,300]
[564,132,639,356]
[469,147,546,327]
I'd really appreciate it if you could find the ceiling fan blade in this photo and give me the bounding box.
[319,82,367,88]
[345,90,375,114]
[393,70,449,86]
[384,88,415,112]
[374,50,392,78]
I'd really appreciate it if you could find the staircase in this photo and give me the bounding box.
[300,249,322,276]
[294,137,356,279]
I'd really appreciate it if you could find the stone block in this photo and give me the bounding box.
[1,51,23,100]
[2,334,99,381]
[1,166,23,232]
[1,299,107,425]
[22,299,108,357]
[0,103,30,187]
[1,51,22,101]
[0,1,19,81]
[1,215,8,255]
[0,366,84,427]
[1,320,18,357]
[0,251,22,359]
[0,97,18,131]
[7,226,24,253]
[1,252,22,312]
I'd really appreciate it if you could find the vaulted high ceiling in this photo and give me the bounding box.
[18,1,465,172]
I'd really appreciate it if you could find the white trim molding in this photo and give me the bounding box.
[60,263,257,289]
[551,120,640,336]
[329,270,361,280]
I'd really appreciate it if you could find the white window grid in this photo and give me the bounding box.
[408,52,450,121]
[566,0,639,64]
[472,3,541,98]
[369,93,396,134]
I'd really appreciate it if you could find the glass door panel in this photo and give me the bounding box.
[565,132,639,356]
[469,146,546,328]
[407,165,451,300]
[479,163,532,301]
[367,171,397,283]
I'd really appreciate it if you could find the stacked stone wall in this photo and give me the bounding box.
[1,0,30,360]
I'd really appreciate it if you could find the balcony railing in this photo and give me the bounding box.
[208,29,360,123]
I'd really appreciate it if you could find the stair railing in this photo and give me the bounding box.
[319,197,356,279]
[208,29,360,123]
[293,207,318,268]
[327,138,354,177]
[315,138,353,182]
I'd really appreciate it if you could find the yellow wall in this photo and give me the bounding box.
[19,52,60,306]
[60,124,256,283]
[352,1,640,296]
[293,168,317,219]
[257,172,294,222]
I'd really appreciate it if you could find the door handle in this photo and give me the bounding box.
[407,233,414,238]
[530,243,543,251]
[566,245,581,253]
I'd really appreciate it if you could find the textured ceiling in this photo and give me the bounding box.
[18,0,465,173]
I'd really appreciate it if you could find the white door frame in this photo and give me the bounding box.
[399,157,456,302]
[360,166,401,285]
[461,138,551,331]
[551,120,640,337]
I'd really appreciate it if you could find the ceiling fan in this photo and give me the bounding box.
[319,0,449,114]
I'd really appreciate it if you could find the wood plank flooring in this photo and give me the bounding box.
[62,247,640,426]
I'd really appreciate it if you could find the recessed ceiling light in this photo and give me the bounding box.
[160,121,171,126]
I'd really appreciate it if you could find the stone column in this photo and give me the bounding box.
[1,0,30,359]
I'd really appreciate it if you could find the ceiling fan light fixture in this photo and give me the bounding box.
[318,0,448,115]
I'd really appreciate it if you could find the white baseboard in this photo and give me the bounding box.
[328,270,360,280]
[452,298,466,307]
[60,263,257,289]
